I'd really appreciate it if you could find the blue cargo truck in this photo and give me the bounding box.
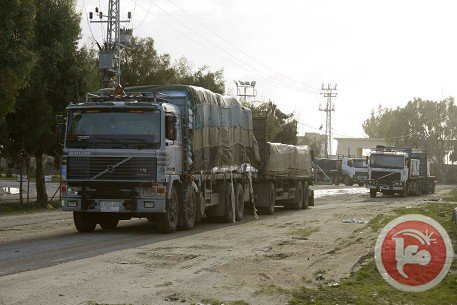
[366,146,436,198]
[57,85,314,233]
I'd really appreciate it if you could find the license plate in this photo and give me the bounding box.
[99,201,123,212]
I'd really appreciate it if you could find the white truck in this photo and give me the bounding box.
[366,146,435,198]
[57,85,314,233]
[341,157,368,186]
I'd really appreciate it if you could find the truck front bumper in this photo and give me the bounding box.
[366,179,404,191]
[61,183,167,213]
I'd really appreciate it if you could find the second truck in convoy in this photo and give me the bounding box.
[366,146,435,198]
[58,85,314,233]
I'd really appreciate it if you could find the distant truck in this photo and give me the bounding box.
[58,85,314,233]
[366,146,436,198]
[314,157,367,186]
[313,158,342,185]
[341,157,368,186]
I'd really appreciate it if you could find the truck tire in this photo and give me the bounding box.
[369,189,377,198]
[357,182,364,187]
[99,217,119,230]
[180,186,196,230]
[223,182,234,223]
[344,176,353,186]
[302,181,309,209]
[333,177,340,185]
[73,211,97,232]
[234,183,244,221]
[290,181,303,210]
[157,185,179,233]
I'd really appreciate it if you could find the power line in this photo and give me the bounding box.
[141,0,317,94]
[165,0,319,92]
[132,0,153,30]
[131,0,318,94]
[82,0,97,43]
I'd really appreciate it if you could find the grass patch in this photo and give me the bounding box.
[290,227,319,239]
[289,191,457,305]
[0,200,60,216]
[198,299,249,305]
[252,284,290,296]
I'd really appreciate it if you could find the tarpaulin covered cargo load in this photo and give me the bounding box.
[263,143,313,179]
[125,85,260,171]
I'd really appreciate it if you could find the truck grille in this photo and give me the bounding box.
[68,157,157,181]
[370,171,400,184]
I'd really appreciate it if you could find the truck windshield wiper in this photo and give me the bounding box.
[93,137,128,146]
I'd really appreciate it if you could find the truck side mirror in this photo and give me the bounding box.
[55,115,66,145]
[165,115,177,141]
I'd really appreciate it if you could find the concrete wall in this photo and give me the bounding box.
[335,138,387,157]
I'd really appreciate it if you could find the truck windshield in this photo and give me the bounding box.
[67,109,161,149]
[353,159,367,168]
[370,154,404,169]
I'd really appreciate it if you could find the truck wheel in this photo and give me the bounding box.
[180,186,197,230]
[357,182,364,187]
[333,177,340,185]
[290,181,303,210]
[157,185,179,233]
[223,182,234,223]
[344,176,352,186]
[369,189,377,198]
[302,181,309,209]
[99,217,119,230]
[73,212,96,232]
[234,183,244,221]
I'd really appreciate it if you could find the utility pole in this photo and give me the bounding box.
[234,80,257,103]
[319,83,337,158]
[89,1,131,87]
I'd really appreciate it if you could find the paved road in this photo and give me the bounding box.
[0,185,449,305]
[0,185,435,277]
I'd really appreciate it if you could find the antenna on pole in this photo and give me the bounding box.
[319,83,337,158]
[89,0,132,87]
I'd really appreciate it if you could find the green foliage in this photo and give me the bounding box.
[4,0,98,204]
[363,98,457,168]
[121,37,224,93]
[245,101,298,144]
[289,199,457,305]
[0,0,36,121]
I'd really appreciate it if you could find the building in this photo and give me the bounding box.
[297,133,326,157]
[335,137,387,158]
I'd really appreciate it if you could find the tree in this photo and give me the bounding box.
[121,37,224,93]
[245,101,298,145]
[362,97,457,180]
[0,0,36,121]
[5,0,98,205]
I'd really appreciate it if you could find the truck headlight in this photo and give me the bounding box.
[67,186,81,196]
[143,187,156,197]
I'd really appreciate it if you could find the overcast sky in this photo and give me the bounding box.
[77,0,457,139]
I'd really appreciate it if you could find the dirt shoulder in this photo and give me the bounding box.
[0,185,451,305]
